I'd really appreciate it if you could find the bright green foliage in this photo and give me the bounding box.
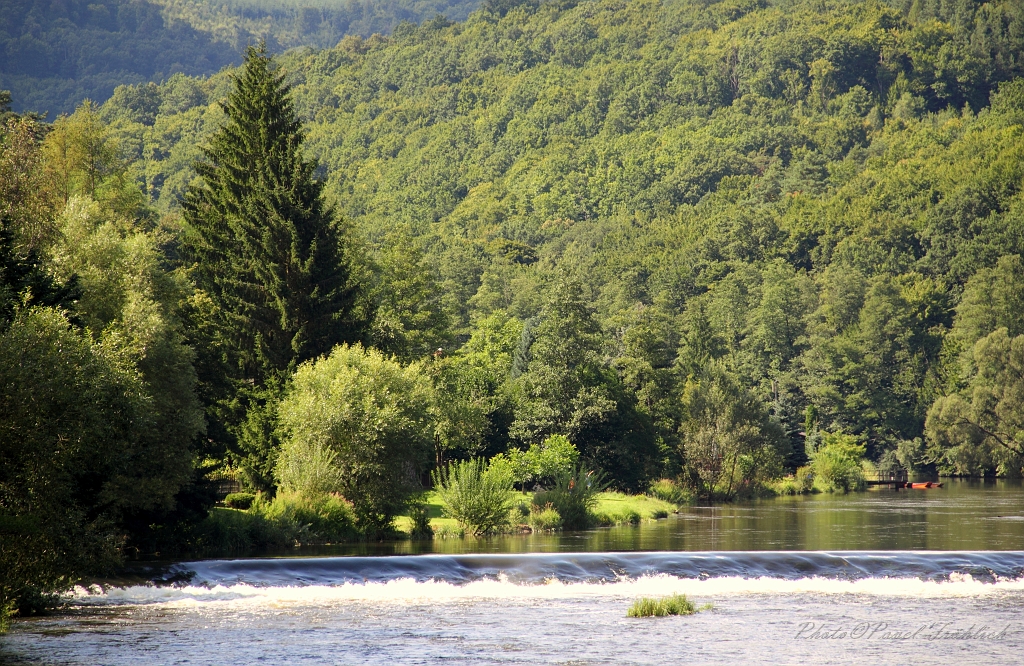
[181,44,362,488]
[926,328,1024,476]
[627,594,701,618]
[532,465,606,530]
[48,196,205,496]
[249,491,358,545]
[648,479,692,506]
[224,492,256,509]
[432,458,517,534]
[810,432,867,492]
[527,503,562,530]
[530,434,580,481]
[277,343,433,532]
[491,433,580,488]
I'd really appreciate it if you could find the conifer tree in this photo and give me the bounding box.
[182,43,362,488]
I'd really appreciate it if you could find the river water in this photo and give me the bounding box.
[4,480,1024,665]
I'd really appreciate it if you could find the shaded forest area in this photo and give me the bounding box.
[4,0,1024,630]
[0,0,483,117]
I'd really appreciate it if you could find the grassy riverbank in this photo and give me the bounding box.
[393,491,678,535]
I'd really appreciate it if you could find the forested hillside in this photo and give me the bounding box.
[6,0,1024,625]
[0,0,481,117]
[103,0,1024,479]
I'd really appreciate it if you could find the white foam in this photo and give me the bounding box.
[70,573,1024,608]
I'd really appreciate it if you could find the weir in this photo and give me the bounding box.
[168,551,1024,589]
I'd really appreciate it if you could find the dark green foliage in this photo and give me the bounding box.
[0,308,172,621]
[181,44,363,486]
[0,221,80,327]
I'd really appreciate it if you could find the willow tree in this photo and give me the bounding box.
[182,43,362,489]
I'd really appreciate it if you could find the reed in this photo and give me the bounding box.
[627,594,710,618]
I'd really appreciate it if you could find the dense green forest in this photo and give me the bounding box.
[0,0,482,117]
[4,0,1024,630]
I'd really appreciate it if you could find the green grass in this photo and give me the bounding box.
[627,594,711,617]
[591,492,676,526]
[393,490,481,534]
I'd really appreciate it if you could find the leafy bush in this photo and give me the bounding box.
[649,479,692,505]
[224,493,255,510]
[796,466,816,493]
[432,523,465,539]
[772,466,818,496]
[432,458,517,535]
[651,509,669,520]
[490,434,580,490]
[408,500,434,539]
[811,433,867,493]
[250,492,359,545]
[275,441,345,499]
[277,344,433,533]
[627,594,707,617]
[528,503,562,531]
[532,466,606,530]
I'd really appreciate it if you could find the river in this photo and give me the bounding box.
[3,479,1024,664]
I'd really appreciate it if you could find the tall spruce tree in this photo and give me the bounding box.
[182,43,362,489]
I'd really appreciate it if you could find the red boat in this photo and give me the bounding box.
[908,482,943,489]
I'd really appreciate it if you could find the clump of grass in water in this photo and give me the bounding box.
[627,594,711,617]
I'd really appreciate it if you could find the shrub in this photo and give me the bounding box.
[224,492,256,510]
[811,433,867,493]
[795,466,816,492]
[528,503,562,530]
[772,477,801,495]
[652,509,669,520]
[408,500,433,539]
[432,458,517,535]
[251,492,359,545]
[627,594,707,617]
[277,344,433,534]
[432,523,465,539]
[490,434,580,490]
[532,465,606,530]
[649,479,692,505]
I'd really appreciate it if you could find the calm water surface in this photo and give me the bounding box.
[4,480,1024,665]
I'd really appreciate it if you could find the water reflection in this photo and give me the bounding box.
[250,478,1024,559]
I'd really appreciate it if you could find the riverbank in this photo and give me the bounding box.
[392,491,678,536]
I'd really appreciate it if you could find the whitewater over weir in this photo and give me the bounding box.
[5,481,1024,664]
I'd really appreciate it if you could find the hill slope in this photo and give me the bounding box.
[104,0,1024,476]
[0,0,482,117]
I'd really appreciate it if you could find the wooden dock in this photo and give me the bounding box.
[866,470,908,487]
[866,471,943,489]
